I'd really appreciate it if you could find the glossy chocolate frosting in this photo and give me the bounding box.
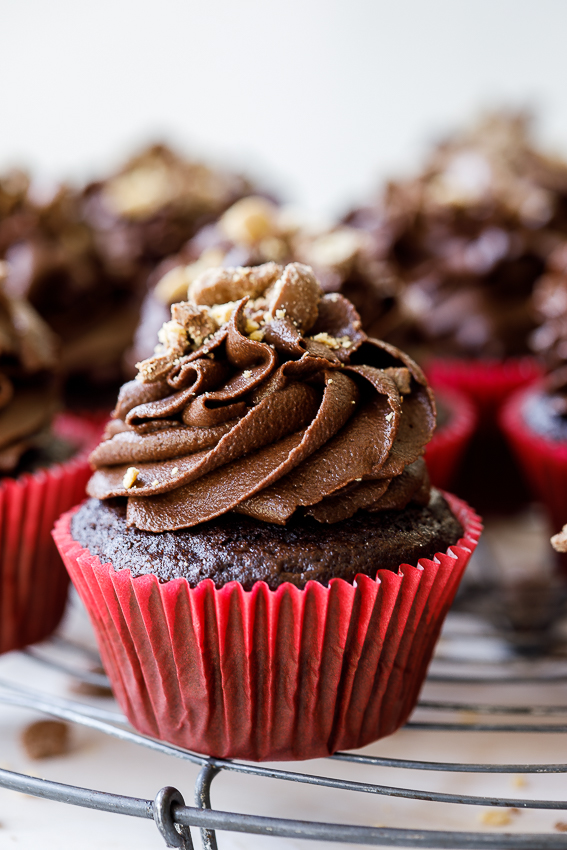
[88,262,435,532]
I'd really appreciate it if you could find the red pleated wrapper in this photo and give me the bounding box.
[54,493,480,761]
[0,413,97,654]
[425,386,477,491]
[500,385,567,531]
[425,357,543,426]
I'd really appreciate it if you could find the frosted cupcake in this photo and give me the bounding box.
[55,262,480,760]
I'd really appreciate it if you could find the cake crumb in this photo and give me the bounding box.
[555,822,567,832]
[21,720,69,760]
[512,775,527,788]
[152,479,159,487]
[386,412,394,422]
[275,308,286,319]
[71,666,113,698]
[123,467,139,489]
[551,525,567,552]
[479,809,513,827]
[171,467,179,477]
[243,370,252,378]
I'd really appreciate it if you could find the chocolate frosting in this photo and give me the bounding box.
[346,112,567,359]
[0,266,59,471]
[88,262,435,531]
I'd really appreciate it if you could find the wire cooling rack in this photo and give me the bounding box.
[1,613,567,850]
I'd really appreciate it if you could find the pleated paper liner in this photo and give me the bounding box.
[0,412,96,654]
[500,385,567,533]
[425,356,543,426]
[425,385,477,491]
[54,493,481,762]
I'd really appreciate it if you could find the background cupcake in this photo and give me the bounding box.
[55,262,480,761]
[0,265,96,653]
[0,146,255,404]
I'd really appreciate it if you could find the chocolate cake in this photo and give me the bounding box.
[72,488,462,589]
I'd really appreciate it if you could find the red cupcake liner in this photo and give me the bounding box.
[53,493,481,762]
[0,413,97,654]
[425,356,543,427]
[425,385,477,491]
[500,385,567,532]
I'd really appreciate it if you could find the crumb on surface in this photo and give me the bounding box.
[479,809,514,827]
[71,666,113,698]
[21,720,69,760]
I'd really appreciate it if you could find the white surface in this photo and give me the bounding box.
[3,1,567,215]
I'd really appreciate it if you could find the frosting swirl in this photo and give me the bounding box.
[88,262,435,531]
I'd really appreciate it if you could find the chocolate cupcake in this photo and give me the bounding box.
[1,146,253,398]
[54,262,480,760]
[0,266,95,653]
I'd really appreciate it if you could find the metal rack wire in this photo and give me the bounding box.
[1,620,567,850]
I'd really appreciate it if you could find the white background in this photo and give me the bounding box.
[3,0,567,215]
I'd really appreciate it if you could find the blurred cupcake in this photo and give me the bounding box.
[499,244,567,531]
[345,111,567,409]
[1,147,254,399]
[55,262,480,761]
[0,266,95,653]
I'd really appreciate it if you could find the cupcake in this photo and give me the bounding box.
[500,248,567,531]
[344,111,567,408]
[0,267,95,653]
[54,262,480,761]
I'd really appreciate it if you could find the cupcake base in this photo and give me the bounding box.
[54,492,481,761]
